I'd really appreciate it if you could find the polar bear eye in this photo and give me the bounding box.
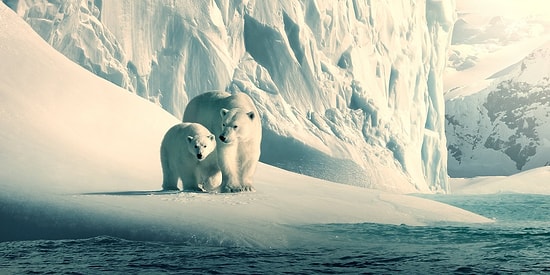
[222,123,226,127]
[233,125,238,129]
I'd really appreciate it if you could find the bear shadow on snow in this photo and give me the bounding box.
[80,190,185,196]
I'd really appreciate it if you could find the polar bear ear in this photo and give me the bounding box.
[247,111,255,120]
[208,134,215,141]
[187,136,194,143]
[220,108,229,117]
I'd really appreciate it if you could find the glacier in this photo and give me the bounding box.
[6,0,456,193]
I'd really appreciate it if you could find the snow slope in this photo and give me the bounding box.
[0,4,490,245]
[7,0,456,193]
[451,166,550,195]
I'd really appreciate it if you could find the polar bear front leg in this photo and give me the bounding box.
[218,145,242,192]
[239,146,259,192]
[162,165,180,191]
[161,145,179,191]
[202,167,222,192]
[182,172,204,192]
[240,160,257,192]
[220,163,241,192]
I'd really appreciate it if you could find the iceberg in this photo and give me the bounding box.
[0,4,490,244]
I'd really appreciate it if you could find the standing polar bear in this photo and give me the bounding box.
[183,91,262,192]
[160,122,221,192]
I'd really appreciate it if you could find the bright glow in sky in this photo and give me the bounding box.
[457,0,550,18]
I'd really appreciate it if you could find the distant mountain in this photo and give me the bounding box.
[6,0,456,192]
[446,42,550,177]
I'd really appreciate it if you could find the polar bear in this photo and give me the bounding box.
[160,122,221,192]
[183,91,262,192]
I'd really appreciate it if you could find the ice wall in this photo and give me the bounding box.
[8,0,455,193]
[6,0,133,90]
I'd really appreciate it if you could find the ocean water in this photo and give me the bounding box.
[1,194,549,274]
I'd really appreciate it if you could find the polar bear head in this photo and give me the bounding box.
[219,108,256,144]
[187,134,216,161]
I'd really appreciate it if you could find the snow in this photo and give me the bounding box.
[451,166,550,195]
[0,4,491,245]
[8,0,456,193]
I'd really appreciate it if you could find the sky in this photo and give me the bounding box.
[457,0,550,19]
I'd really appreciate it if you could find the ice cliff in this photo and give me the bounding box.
[6,0,455,193]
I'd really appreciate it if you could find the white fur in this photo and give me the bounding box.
[160,123,221,192]
[183,92,262,192]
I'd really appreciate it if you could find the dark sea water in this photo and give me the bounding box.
[1,194,549,274]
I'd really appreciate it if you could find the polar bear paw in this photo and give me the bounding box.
[222,183,255,193]
[183,186,206,193]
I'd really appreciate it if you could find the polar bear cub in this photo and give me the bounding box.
[160,122,221,192]
[183,91,262,192]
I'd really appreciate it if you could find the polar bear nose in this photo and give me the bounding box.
[219,135,226,142]
[197,153,203,159]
